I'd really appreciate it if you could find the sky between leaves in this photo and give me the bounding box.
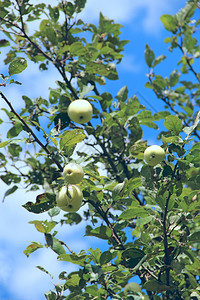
[0,0,189,299]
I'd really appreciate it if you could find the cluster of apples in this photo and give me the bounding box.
[56,163,84,212]
[56,99,93,212]
[56,99,166,212]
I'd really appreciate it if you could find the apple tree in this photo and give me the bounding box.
[0,0,200,299]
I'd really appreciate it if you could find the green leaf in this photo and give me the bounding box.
[61,212,82,226]
[121,247,145,268]
[145,44,155,68]
[48,207,60,217]
[120,208,148,220]
[164,115,183,135]
[152,75,166,90]
[100,251,113,265]
[24,242,43,257]
[45,233,66,255]
[112,182,125,199]
[100,92,113,110]
[143,279,171,292]
[75,0,87,13]
[23,193,56,214]
[48,5,59,22]
[162,135,183,145]
[59,129,86,150]
[188,232,200,243]
[8,143,22,157]
[152,54,166,67]
[29,220,57,233]
[0,39,10,47]
[0,140,12,148]
[7,123,24,138]
[169,70,180,87]
[160,14,178,32]
[8,57,27,75]
[85,225,112,240]
[116,86,128,102]
[70,41,87,56]
[86,61,109,76]
[45,290,57,300]
[58,253,87,266]
[135,216,153,227]
[2,185,18,202]
[176,2,196,26]
[40,20,58,45]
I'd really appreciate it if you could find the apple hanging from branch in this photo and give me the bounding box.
[63,162,84,184]
[68,99,93,124]
[144,145,165,166]
[57,184,83,212]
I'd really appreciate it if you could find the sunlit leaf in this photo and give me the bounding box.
[8,57,27,75]
[164,115,183,135]
[160,14,178,32]
[24,242,43,257]
[58,253,87,266]
[59,129,86,149]
[29,220,57,233]
[120,208,148,220]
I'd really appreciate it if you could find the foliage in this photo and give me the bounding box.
[0,0,200,299]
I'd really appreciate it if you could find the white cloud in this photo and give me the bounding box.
[81,0,186,35]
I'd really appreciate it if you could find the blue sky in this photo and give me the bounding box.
[0,0,191,299]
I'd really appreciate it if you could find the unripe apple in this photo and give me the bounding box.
[57,184,83,212]
[63,162,84,184]
[124,282,142,294]
[144,145,165,166]
[68,99,93,124]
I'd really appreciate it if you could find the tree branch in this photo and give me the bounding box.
[0,92,63,172]
[163,191,172,287]
[87,199,125,249]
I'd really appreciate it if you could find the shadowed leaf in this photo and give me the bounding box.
[23,193,56,213]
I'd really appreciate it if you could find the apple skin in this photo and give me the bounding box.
[57,184,83,212]
[63,162,84,184]
[124,282,142,294]
[68,99,93,124]
[144,145,165,166]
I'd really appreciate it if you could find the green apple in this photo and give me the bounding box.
[68,99,93,124]
[144,145,165,166]
[63,162,84,184]
[124,282,142,294]
[57,184,83,212]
